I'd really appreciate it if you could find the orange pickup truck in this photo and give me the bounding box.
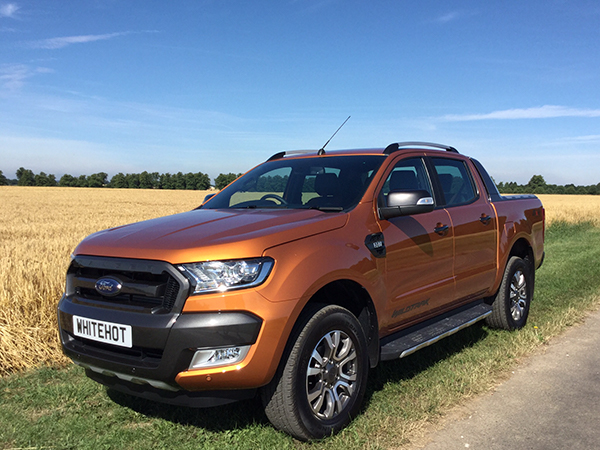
[57,142,544,440]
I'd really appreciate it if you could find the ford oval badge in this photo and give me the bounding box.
[95,277,122,297]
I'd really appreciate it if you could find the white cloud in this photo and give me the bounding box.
[441,105,600,121]
[435,12,461,23]
[29,32,129,49]
[551,134,600,145]
[432,10,477,24]
[0,63,53,92]
[0,63,27,90]
[0,3,19,18]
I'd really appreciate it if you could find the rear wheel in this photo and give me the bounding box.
[486,256,533,330]
[261,304,369,441]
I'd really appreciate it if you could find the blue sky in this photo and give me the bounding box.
[1,0,599,185]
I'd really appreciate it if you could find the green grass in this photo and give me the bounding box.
[2,222,600,449]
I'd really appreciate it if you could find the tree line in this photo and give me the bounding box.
[1,169,598,195]
[0,168,242,190]
[496,175,600,195]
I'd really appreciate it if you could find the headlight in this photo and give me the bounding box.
[179,258,274,294]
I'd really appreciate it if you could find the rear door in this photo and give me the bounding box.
[376,156,455,334]
[429,157,498,302]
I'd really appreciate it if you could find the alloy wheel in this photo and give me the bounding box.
[306,330,358,420]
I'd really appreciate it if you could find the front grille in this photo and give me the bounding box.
[67,256,188,314]
[163,277,180,310]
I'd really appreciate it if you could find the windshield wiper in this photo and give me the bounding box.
[231,205,343,212]
[304,206,344,212]
[233,205,289,209]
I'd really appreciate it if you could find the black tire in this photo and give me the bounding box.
[261,304,369,441]
[485,256,533,330]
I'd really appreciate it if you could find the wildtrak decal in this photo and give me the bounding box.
[392,298,430,318]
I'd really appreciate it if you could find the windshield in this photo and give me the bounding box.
[202,155,385,211]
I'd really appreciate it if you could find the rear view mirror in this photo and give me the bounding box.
[379,189,434,220]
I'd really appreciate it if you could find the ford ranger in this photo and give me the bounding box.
[57,142,545,440]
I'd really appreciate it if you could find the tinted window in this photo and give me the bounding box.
[228,167,292,207]
[379,157,432,206]
[431,158,477,206]
[203,155,385,210]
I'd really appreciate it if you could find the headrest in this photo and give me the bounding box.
[314,173,339,197]
[389,171,418,191]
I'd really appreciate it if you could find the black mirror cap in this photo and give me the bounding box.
[196,193,216,209]
[379,190,435,220]
[203,193,216,203]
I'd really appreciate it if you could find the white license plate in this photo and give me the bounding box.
[72,315,132,348]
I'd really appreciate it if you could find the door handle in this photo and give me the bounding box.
[434,223,449,236]
[480,214,492,225]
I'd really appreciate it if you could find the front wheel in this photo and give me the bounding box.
[486,256,533,330]
[261,304,369,441]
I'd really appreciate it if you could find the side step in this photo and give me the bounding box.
[380,301,492,361]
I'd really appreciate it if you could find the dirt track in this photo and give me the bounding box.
[412,308,600,450]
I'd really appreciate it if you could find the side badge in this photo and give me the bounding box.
[365,233,386,258]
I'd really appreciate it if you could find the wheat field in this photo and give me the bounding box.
[537,195,600,226]
[0,187,598,375]
[0,186,210,375]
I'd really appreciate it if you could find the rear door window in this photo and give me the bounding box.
[431,158,477,207]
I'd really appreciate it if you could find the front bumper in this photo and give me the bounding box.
[58,299,262,391]
[57,256,299,406]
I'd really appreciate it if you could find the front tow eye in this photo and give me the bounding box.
[365,233,386,258]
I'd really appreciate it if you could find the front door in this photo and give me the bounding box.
[376,156,455,335]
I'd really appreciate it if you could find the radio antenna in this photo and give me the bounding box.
[318,116,351,155]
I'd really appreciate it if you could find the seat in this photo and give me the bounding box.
[438,174,454,198]
[438,173,466,205]
[389,171,418,191]
[305,173,340,207]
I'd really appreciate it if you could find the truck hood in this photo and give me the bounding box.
[74,208,348,263]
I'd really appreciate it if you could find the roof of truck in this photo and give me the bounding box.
[267,142,459,161]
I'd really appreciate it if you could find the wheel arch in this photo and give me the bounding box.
[508,237,534,264]
[488,237,536,305]
[508,237,536,299]
[487,237,536,305]
[300,279,380,368]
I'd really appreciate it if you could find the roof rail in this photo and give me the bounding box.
[267,149,325,161]
[383,142,458,154]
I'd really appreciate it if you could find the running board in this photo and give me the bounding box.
[380,301,492,361]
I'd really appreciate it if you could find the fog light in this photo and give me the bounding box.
[189,345,250,370]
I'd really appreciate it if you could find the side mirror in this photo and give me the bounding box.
[202,193,216,203]
[196,193,216,208]
[379,189,435,220]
